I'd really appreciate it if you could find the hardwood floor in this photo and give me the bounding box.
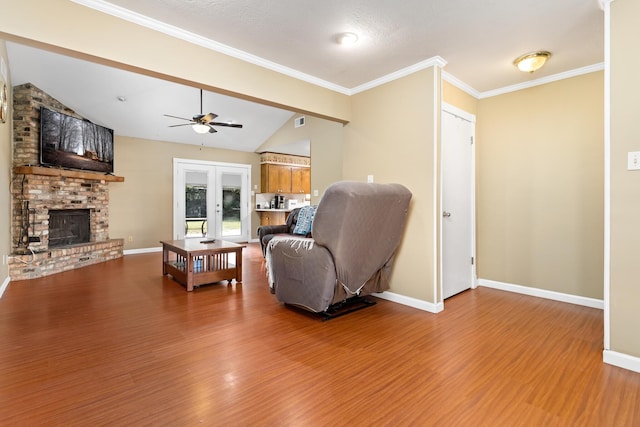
[1,243,638,425]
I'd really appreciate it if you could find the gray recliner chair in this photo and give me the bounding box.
[265,181,412,317]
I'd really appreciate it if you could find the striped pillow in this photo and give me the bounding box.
[292,205,317,235]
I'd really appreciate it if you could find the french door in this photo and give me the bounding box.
[173,158,250,243]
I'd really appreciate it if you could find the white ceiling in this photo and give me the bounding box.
[6,0,604,152]
[89,0,604,92]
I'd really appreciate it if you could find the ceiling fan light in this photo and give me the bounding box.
[513,51,551,73]
[192,123,210,134]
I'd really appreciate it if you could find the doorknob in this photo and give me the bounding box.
[443,211,451,217]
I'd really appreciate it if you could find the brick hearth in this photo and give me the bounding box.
[9,83,124,281]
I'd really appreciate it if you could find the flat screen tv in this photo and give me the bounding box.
[40,107,114,173]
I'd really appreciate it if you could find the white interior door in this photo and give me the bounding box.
[442,104,476,299]
[173,159,250,242]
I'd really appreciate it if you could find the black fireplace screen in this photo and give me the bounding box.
[48,209,90,247]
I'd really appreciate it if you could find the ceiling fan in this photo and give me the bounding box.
[164,89,244,134]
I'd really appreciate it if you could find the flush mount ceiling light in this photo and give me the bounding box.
[336,32,359,45]
[513,51,552,73]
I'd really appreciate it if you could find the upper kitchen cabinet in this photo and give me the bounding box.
[261,164,291,193]
[290,167,310,194]
[259,152,310,194]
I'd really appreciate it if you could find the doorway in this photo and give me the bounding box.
[173,158,251,243]
[441,103,476,299]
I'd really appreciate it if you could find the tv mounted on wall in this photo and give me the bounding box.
[40,107,114,173]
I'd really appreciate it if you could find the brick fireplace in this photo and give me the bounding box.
[9,83,124,280]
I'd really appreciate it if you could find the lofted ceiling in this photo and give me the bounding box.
[7,0,604,152]
[6,43,298,154]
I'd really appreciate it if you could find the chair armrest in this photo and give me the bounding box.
[257,224,290,239]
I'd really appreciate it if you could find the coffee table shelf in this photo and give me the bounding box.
[161,239,245,291]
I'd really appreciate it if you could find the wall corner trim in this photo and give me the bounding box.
[603,350,640,374]
[0,276,10,299]
[478,279,604,309]
[374,291,444,313]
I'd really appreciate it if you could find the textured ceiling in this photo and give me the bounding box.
[6,0,605,153]
[98,0,604,92]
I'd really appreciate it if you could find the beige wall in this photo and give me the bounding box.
[0,40,11,282]
[0,0,350,124]
[309,118,344,204]
[476,72,604,299]
[110,137,261,250]
[1,0,637,374]
[443,80,478,115]
[343,67,440,302]
[610,0,640,357]
[258,115,344,204]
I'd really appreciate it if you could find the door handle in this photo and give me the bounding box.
[443,211,451,217]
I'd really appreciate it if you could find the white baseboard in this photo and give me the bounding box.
[374,291,444,313]
[0,275,10,299]
[478,279,604,310]
[603,350,640,373]
[123,247,162,255]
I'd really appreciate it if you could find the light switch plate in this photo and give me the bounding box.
[628,152,640,170]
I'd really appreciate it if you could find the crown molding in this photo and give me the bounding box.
[599,0,616,11]
[478,63,605,99]
[73,0,446,96]
[70,0,604,101]
[349,56,447,95]
[442,71,481,99]
[70,0,352,95]
[442,61,605,101]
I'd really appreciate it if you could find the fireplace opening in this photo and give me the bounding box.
[48,209,91,247]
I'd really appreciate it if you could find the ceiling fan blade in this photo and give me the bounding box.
[209,122,243,128]
[166,89,239,134]
[201,113,218,123]
[163,114,194,122]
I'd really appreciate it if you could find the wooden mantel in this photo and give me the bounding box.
[14,166,125,182]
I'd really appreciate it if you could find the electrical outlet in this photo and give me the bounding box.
[127,235,134,242]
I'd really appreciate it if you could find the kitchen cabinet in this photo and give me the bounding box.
[257,210,286,226]
[261,164,291,193]
[261,164,310,194]
[290,167,310,194]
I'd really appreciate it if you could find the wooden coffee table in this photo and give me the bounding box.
[160,239,245,291]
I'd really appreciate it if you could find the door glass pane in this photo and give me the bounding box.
[185,171,207,238]
[221,173,241,237]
